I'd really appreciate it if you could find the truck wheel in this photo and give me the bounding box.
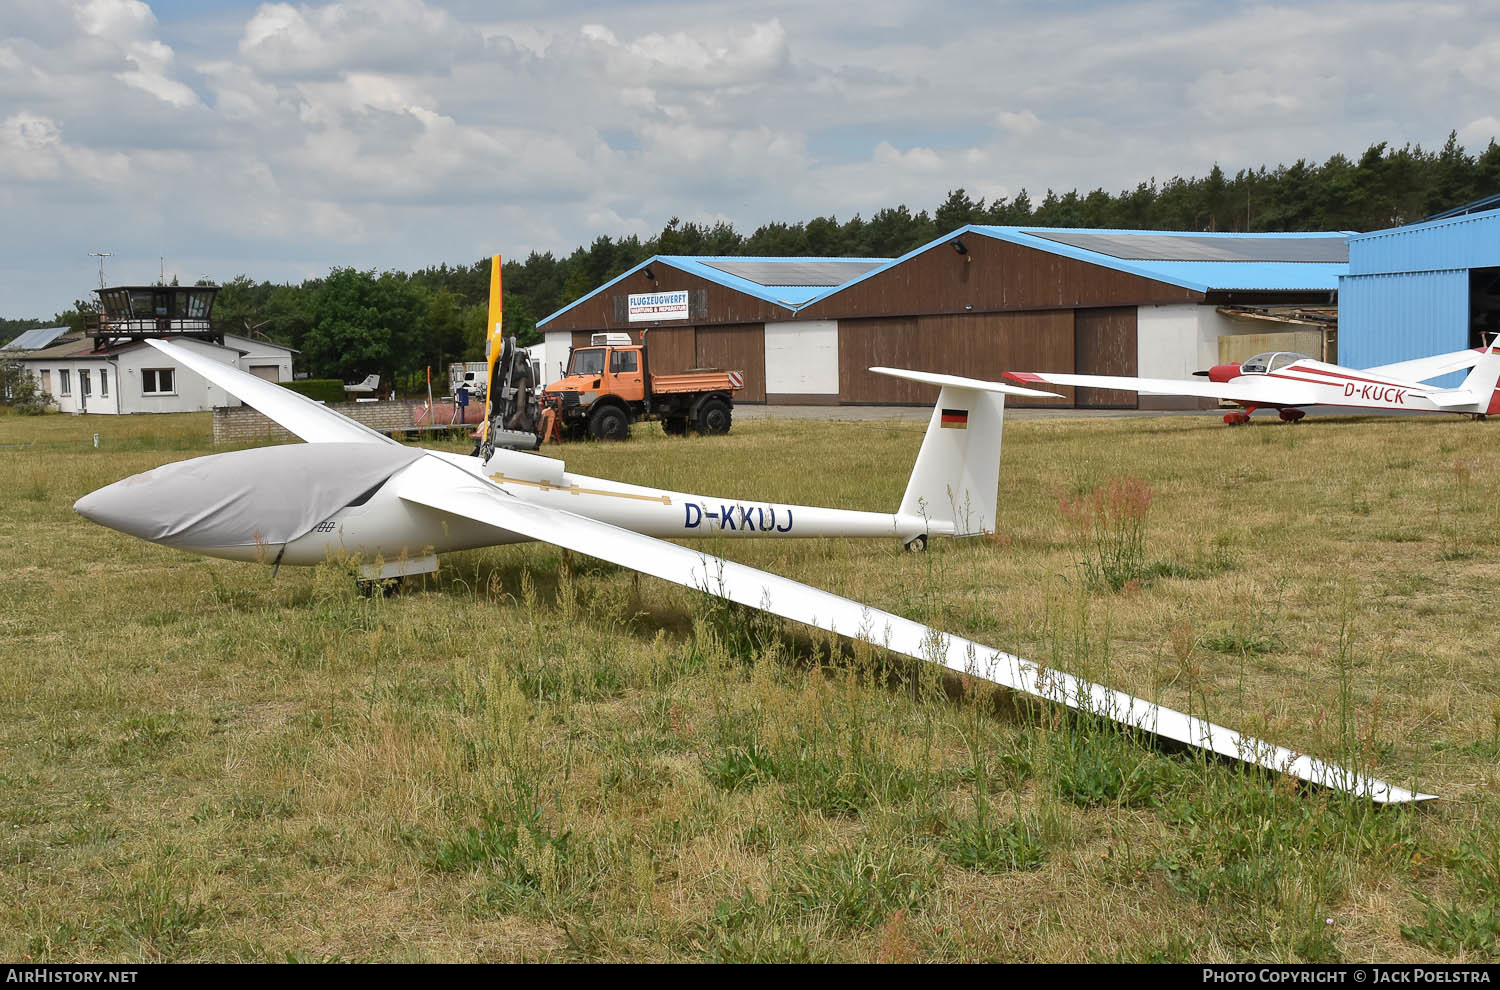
[694,397,732,435]
[662,417,688,436]
[589,405,630,441]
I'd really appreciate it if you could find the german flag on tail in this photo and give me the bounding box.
[940,408,968,429]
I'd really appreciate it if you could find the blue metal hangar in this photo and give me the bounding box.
[537,226,1352,409]
[1339,203,1500,381]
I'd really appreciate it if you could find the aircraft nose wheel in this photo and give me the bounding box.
[1277,408,1305,423]
[904,534,929,553]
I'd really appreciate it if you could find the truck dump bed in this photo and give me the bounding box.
[651,369,744,395]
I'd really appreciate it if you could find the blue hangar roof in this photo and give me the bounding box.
[1345,206,1500,276]
[967,226,1352,293]
[537,227,1354,328]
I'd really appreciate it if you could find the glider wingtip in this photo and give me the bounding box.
[1373,788,1439,805]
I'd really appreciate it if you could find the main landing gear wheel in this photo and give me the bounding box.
[1277,408,1306,423]
[904,534,929,553]
[1223,411,1252,426]
[358,577,404,597]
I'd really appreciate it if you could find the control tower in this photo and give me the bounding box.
[88,283,221,351]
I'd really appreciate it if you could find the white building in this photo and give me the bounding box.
[10,331,293,415]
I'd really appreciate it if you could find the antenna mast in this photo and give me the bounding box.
[88,251,113,289]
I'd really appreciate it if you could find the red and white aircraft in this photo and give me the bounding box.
[1006,344,1500,425]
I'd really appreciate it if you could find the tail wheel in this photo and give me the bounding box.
[694,397,732,435]
[662,417,688,436]
[589,405,630,441]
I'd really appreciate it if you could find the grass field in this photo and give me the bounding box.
[2,405,1499,963]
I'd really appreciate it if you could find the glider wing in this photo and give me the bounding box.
[145,339,398,446]
[1004,370,1322,406]
[396,457,1433,804]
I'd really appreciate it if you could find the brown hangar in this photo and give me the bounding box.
[534,226,1348,409]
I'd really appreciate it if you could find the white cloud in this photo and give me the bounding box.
[0,112,130,183]
[994,110,1042,137]
[72,0,199,107]
[578,18,789,89]
[1459,117,1500,149]
[238,0,481,75]
[3,0,1500,316]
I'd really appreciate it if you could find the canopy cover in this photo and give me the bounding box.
[75,443,424,549]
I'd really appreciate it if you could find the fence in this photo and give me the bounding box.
[212,398,483,444]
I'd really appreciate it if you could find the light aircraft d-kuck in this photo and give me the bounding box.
[1005,343,1500,424]
[72,260,1432,804]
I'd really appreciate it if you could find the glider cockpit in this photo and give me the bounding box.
[1238,351,1315,375]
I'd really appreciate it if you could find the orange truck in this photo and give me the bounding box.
[539,331,745,441]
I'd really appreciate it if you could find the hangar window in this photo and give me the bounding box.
[58,369,71,395]
[100,369,109,397]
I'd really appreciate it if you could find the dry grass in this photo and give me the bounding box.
[2,404,1499,962]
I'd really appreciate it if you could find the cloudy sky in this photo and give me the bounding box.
[2,0,1496,317]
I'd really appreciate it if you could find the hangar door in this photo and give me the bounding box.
[695,323,766,402]
[1073,307,1137,408]
[837,311,1076,405]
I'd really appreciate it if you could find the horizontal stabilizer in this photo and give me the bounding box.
[871,366,1061,398]
[1365,347,1486,383]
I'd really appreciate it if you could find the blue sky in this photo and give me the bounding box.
[2,0,1496,317]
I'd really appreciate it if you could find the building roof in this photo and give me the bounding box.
[965,226,1352,293]
[1345,206,1500,276]
[538,226,1354,329]
[20,337,103,360]
[2,326,72,351]
[1423,192,1500,222]
[537,256,891,327]
[222,332,298,355]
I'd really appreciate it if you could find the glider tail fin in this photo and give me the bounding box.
[1459,338,1500,414]
[869,368,1061,540]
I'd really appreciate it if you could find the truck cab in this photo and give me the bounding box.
[547,333,647,405]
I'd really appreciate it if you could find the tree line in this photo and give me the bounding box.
[8,132,1498,391]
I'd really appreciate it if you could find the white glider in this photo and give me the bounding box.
[1006,344,1500,424]
[72,339,1433,804]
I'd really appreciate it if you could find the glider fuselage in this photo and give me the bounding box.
[75,443,934,574]
[1218,359,1497,414]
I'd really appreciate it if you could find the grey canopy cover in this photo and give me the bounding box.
[74,443,424,549]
